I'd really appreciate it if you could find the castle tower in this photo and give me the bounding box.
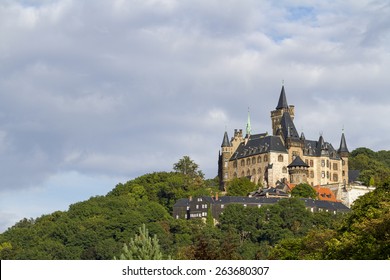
[338,131,349,186]
[219,131,232,190]
[271,86,295,136]
[288,156,309,184]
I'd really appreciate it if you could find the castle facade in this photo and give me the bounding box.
[218,86,349,190]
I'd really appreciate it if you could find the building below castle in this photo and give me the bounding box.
[173,196,350,221]
[218,86,349,190]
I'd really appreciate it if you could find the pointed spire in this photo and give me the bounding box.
[318,134,325,149]
[288,156,309,168]
[338,131,349,154]
[276,85,289,109]
[300,132,305,140]
[246,107,252,136]
[221,131,231,147]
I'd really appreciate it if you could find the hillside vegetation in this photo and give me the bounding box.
[0,150,389,259]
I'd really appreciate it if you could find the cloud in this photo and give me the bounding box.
[0,0,390,231]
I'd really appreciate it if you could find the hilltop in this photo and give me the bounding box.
[0,151,389,259]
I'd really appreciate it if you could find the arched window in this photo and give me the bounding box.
[257,156,261,163]
[252,169,256,176]
[278,154,283,162]
[252,157,256,164]
[241,160,245,167]
[258,168,262,174]
[246,158,251,165]
[282,166,287,173]
[264,155,268,162]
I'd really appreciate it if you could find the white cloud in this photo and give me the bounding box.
[0,0,390,231]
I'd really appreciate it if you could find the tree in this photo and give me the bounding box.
[115,224,165,260]
[291,183,317,199]
[173,156,204,179]
[226,177,258,196]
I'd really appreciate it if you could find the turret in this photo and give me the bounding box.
[338,132,349,186]
[271,86,295,136]
[288,156,309,184]
[338,132,349,157]
[219,131,232,190]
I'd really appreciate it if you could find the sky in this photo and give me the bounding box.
[0,0,390,232]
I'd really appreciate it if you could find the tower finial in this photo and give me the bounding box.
[246,107,252,136]
[276,85,288,109]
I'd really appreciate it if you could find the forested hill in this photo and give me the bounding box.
[349,147,390,186]
[0,152,389,260]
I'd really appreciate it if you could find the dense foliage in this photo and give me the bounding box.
[291,183,317,199]
[349,147,390,186]
[0,150,389,259]
[225,177,258,196]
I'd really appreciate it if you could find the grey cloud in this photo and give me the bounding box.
[0,0,390,195]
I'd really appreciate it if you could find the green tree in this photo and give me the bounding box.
[173,156,204,179]
[226,177,258,196]
[115,224,165,260]
[291,183,317,199]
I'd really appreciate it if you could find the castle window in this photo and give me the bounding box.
[321,171,325,178]
[310,160,314,167]
[326,171,329,179]
[258,168,262,174]
[333,174,338,181]
[233,161,237,168]
[264,155,268,162]
[333,163,338,170]
[257,156,262,163]
[342,159,345,166]
[252,169,256,176]
[321,160,325,167]
[326,160,329,168]
[241,160,245,167]
[342,170,345,176]
[305,159,309,165]
[224,160,228,168]
[278,155,284,162]
[246,158,251,165]
[282,166,287,173]
[252,157,256,164]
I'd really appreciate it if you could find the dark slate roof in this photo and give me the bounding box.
[349,170,360,183]
[230,135,287,161]
[221,131,231,147]
[276,86,289,109]
[338,133,349,154]
[302,139,341,159]
[251,187,290,197]
[288,156,309,168]
[303,199,350,212]
[280,112,300,139]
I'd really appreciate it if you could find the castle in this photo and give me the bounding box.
[218,86,349,190]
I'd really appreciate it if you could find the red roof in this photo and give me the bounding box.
[313,186,338,202]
